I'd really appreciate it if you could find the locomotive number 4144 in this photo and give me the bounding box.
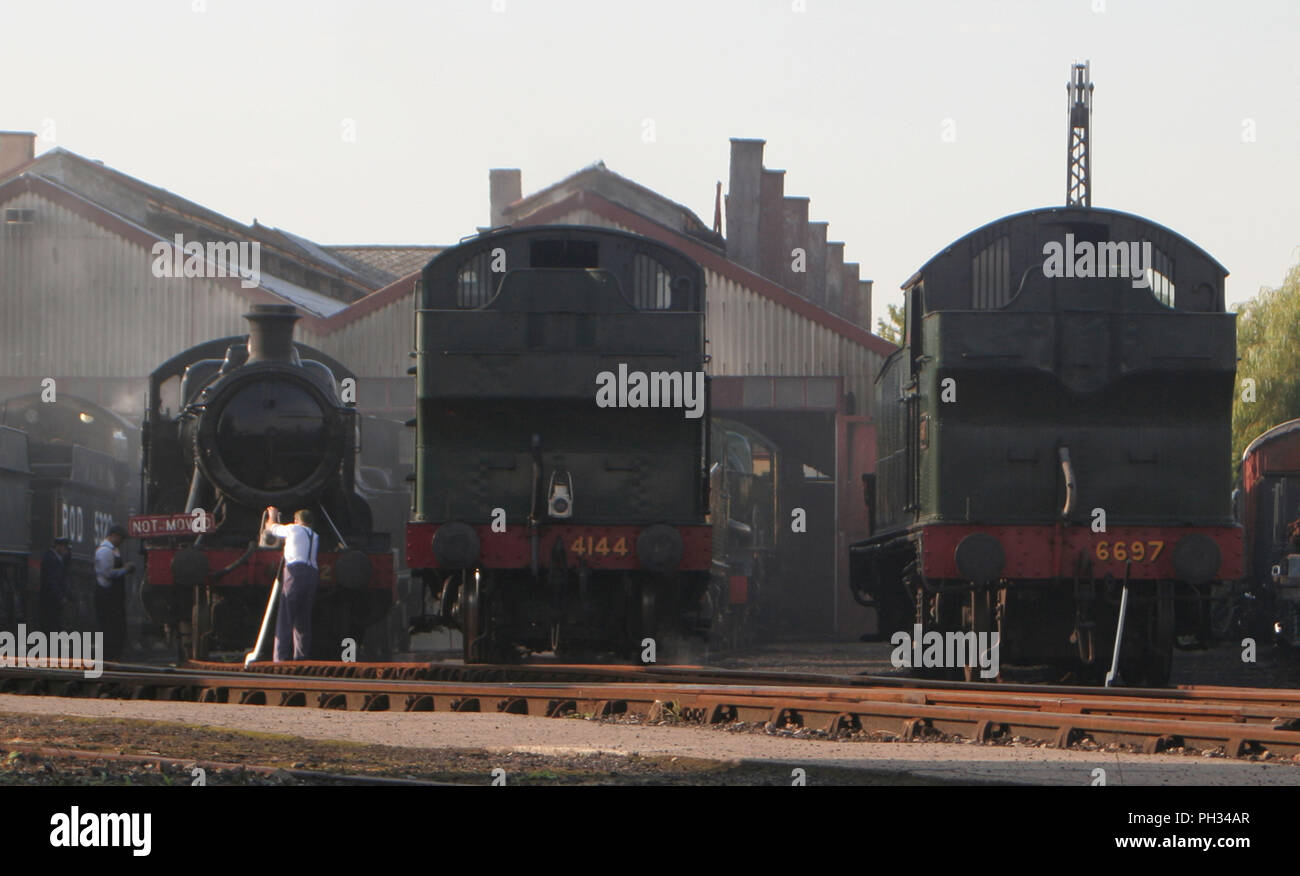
[1095,540,1165,562]
[570,536,630,557]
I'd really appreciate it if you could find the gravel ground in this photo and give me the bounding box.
[1,693,1298,786]
[0,712,938,786]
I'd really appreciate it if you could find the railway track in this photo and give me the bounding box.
[187,658,1300,705]
[3,659,1300,761]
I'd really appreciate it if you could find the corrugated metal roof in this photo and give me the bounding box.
[262,226,368,277]
[256,272,350,318]
[9,150,386,296]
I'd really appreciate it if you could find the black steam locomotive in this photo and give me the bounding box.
[406,226,713,662]
[134,305,394,660]
[0,427,27,620]
[1237,420,1300,649]
[850,207,1242,685]
[708,418,782,650]
[0,394,137,632]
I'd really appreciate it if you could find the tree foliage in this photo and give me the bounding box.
[875,302,904,346]
[1233,258,1300,464]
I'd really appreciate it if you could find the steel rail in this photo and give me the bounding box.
[18,657,1300,713]
[182,659,1300,705]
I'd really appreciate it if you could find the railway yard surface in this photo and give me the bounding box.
[3,639,1298,787]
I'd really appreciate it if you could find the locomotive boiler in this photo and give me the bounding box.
[134,304,394,660]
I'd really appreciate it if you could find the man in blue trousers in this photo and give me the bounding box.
[263,507,319,662]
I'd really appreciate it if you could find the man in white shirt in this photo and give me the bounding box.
[263,507,320,661]
[93,525,135,660]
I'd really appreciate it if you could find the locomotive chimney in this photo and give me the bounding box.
[243,304,301,363]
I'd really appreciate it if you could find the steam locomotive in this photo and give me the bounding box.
[850,206,1243,685]
[1238,419,1300,649]
[134,305,394,660]
[0,394,137,632]
[0,427,27,625]
[709,418,781,650]
[406,225,715,662]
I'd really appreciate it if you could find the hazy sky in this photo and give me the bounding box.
[8,0,1299,329]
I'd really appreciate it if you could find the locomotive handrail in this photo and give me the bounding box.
[317,503,349,551]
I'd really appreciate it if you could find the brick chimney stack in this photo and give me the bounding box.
[842,262,861,324]
[859,280,874,329]
[782,197,810,296]
[758,168,786,281]
[723,136,873,327]
[725,138,764,272]
[0,132,36,178]
[825,241,845,315]
[489,168,522,228]
[806,222,828,306]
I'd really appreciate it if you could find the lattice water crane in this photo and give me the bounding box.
[1067,61,1094,207]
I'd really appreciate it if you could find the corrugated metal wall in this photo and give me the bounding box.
[0,191,252,379]
[305,294,414,379]
[704,271,881,414]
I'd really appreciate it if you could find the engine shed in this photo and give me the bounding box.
[0,133,892,640]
